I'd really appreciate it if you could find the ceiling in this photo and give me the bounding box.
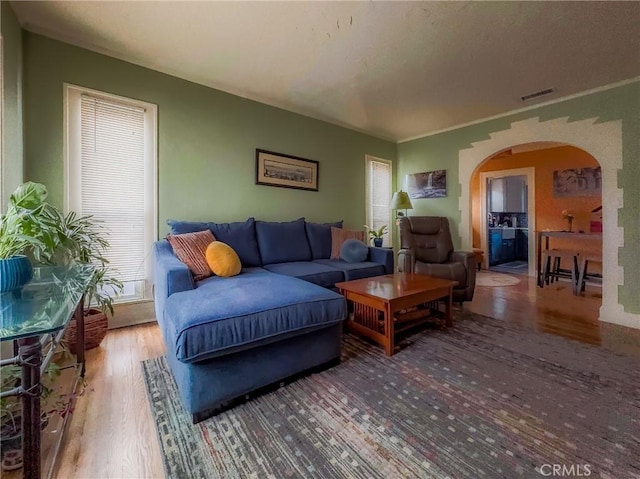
[10,1,640,142]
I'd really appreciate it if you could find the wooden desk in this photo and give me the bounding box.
[536,231,602,287]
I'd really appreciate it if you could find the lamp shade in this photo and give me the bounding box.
[390,190,413,210]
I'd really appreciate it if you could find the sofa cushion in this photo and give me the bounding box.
[205,241,241,277]
[305,220,343,260]
[256,218,312,265]
[209,218,262,267]
[340,239,369,263]
[330,227,365,259]
[167,219,209,235]
[167,218,262,267]
[263,261,345,288]
[314,259,386,281]
[163,269,346,363]
[166,230,215,281]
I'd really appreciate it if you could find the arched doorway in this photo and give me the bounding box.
[470,144,602,282]
[457,116,632,327]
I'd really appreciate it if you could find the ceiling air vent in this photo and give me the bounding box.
[521,88,555,102]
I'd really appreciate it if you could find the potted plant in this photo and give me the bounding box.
[364,224,388,247]
[1,182,122,351]
[55,211,123,353]
[0,183,61,293]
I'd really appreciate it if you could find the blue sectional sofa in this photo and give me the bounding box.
[154,217,394,422]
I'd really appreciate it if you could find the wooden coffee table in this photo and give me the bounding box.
[335,273,457,356]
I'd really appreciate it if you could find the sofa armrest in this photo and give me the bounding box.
[368,247,394,274]
[153,240,194,323]
[397,248,414,273]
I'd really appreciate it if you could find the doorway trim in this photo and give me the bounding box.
[457,116,637,329]
[479,167,536,277]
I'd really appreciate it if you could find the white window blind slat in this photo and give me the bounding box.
[80,95,146,282]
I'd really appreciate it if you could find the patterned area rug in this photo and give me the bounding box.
[142,311,639,479]
[476,271,521,287]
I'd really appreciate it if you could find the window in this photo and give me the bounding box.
[365,155,392,247]
[65,85,157,303]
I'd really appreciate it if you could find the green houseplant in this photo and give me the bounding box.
[0,183,61,292]
[364,224,388,247]
[1,182,123,349]
[55,210,123,353]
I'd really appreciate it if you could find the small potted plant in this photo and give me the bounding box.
[0,183,61,293]
[364,224,388,247]
[562,210,575,232]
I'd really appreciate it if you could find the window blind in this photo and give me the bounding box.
[366,158,392,246]
[80,95,146,282]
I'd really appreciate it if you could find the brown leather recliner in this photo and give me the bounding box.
[397,216,476,302]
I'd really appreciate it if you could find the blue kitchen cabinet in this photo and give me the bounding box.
[490,229,502,265]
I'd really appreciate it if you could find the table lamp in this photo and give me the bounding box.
[390,190,413,218]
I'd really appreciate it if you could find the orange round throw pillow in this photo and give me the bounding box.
[205,241,242,277]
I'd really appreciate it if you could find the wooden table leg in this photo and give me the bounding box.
[384,304,394,356]
[537,231,543,287]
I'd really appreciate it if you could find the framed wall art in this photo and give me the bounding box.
[553,167,601,197]
[406,169,447,199]
[256,149,319,191]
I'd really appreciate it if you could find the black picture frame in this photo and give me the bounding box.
[255,149,319,192]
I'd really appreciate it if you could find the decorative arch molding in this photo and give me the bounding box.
[457,116,638,329]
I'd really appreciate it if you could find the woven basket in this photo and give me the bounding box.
[65,308,108,354]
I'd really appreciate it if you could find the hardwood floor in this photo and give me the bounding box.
[46,274,637,479]
[54,323,166,479]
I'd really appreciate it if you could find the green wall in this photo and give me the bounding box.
[1,2,24,209]
[22,32,396,234]
[17,28,639,315]
[398,82,640,315]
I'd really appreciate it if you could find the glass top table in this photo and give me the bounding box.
[0,263,95,479]
[0,264,95,341]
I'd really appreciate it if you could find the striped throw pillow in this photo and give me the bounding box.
[330,227,366,260]
[167,229,216,281]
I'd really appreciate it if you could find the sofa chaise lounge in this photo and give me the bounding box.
[154,217,394,422]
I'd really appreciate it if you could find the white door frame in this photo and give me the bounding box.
[479,167,536,276]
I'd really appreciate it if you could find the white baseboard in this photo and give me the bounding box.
[110,300,156,329]
[599,304,640,329]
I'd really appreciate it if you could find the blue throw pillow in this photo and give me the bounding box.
[340,239,368,263]
[208,218,262,267]
[256,218,311,265]
[305,220,343,260]
[167,218,262,267]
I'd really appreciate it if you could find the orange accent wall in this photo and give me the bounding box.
[471,145,602,269]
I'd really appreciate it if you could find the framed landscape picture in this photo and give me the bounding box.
[406,169,447,199]
[256,149,319,191]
